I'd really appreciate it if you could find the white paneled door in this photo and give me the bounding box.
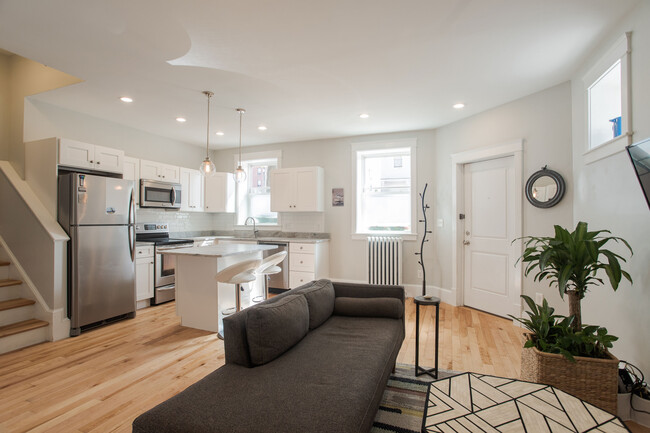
[463,156,517,318]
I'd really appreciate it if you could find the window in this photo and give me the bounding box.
[583,32,631,163]
[353,140,416,237]
[588,60,622,148]
[236,156,278,226]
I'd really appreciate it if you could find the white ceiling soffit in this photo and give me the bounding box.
[0,0,641,149]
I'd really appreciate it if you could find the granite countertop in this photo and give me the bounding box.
[192,235,329,244]
[157,243,277,257]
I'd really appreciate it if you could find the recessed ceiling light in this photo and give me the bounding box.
[120,96,133,103]
[453,103,465,109]
[258,125,267,131]
[216,131,224,136]
[176,117,187,123]
[359,113,370,119]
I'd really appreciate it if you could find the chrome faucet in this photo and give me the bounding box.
[244,217,258,238]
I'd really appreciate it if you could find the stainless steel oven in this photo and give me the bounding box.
[135,223,193,305]
[140,179,182,209]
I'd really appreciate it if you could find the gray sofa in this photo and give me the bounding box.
[132,279,405,433]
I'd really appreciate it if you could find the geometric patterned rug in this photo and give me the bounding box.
[423,372,630,432]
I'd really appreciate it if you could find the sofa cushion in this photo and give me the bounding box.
[294,279,335,329]
[246,294,309,365]
[334,296,403,319]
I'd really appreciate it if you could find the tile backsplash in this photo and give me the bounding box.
[136,208,216,232]
[136,209,325,234]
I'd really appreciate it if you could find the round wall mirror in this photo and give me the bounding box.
[525,167,565,208]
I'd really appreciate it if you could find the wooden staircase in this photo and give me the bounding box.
[0,260,49,354]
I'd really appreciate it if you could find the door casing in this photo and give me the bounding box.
[450,140,523,317]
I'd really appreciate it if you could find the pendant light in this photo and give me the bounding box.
[233,108,247,183]
[199,91,216,177]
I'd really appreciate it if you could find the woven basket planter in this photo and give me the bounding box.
[520,334,618,414]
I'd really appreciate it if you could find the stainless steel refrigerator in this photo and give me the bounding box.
[58,173,136,336]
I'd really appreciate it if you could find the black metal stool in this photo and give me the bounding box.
[414,295,440,378]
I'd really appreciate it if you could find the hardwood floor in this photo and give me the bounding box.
[0,298,621,432]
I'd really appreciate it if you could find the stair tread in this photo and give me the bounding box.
[0,298,35,311]
[0,261,9,267]
[0,319,48,338]
[0,279,22,288]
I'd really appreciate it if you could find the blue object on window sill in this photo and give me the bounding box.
[610,116,622,138]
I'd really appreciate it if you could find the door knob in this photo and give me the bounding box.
[463,240,470,246]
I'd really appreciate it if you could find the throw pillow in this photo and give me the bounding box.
[334,297,403,319]
[246,294,309,365]
[295,279,335,329]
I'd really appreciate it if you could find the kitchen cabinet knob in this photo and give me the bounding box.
[300,261,303,264]
[97,161,101,165]
[89,160,93,163]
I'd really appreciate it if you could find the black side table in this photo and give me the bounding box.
[413,295,440,379]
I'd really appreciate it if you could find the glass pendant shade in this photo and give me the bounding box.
[234,108,247,183]
[200,90,216,177]
[233,165,247,183]
[200,157,216,176]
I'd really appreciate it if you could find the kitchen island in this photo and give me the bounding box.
[159,243,278,333]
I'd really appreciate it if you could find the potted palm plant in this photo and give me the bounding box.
[515,221,633,414]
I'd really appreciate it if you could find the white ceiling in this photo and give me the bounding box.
[0,0,641,150]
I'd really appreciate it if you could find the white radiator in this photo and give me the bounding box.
[367,236,403,285]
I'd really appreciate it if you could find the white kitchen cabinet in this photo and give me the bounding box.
[288,241,329,289]
[180,168,204,212]
[140,159,180,183]
[58,138,124,174]
[270,166,324,212]
[204,172,235,213]
[135,245,154,305]
[123,156,140,206]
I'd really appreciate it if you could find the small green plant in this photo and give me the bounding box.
[518,221,632,331]
[511,295,618,362]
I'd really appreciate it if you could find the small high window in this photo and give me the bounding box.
[583,32,631,162]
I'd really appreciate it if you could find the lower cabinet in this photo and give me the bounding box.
[288,241,329,289]
[135,245,154,306]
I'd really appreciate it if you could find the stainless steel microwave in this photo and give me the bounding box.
[140,179,182,209]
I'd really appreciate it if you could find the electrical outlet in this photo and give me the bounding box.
[417,268,423,279]
[535,292,544,305]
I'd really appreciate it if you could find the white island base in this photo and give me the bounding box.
[161,243,278,333]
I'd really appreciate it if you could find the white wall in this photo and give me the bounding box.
[214,129,438,292]
[571,1,650,376]
[215,83,574,303]
[435,82,574,313]
[0,53,9,160]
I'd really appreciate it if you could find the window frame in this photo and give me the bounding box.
[233,150,282,228]
[582,32,632,165]
[351,138,417,240]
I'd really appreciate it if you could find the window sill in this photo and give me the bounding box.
[584,133,631,165]
[352,233,418,241]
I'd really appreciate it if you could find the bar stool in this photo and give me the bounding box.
[252,251,288,303]
[215,258,261,339]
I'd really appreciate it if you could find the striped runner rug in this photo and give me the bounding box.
[372,364,459,433]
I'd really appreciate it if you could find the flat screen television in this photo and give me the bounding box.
[626,137,650,210]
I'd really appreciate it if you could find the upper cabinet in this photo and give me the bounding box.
[140,159,180,183]
[204,172,235,213]
[270,167,324,212]
[58,138,124,174]
[122,156,140,206]
[180,168,204,212]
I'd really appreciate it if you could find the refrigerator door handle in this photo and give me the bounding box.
[128,189,135,261]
